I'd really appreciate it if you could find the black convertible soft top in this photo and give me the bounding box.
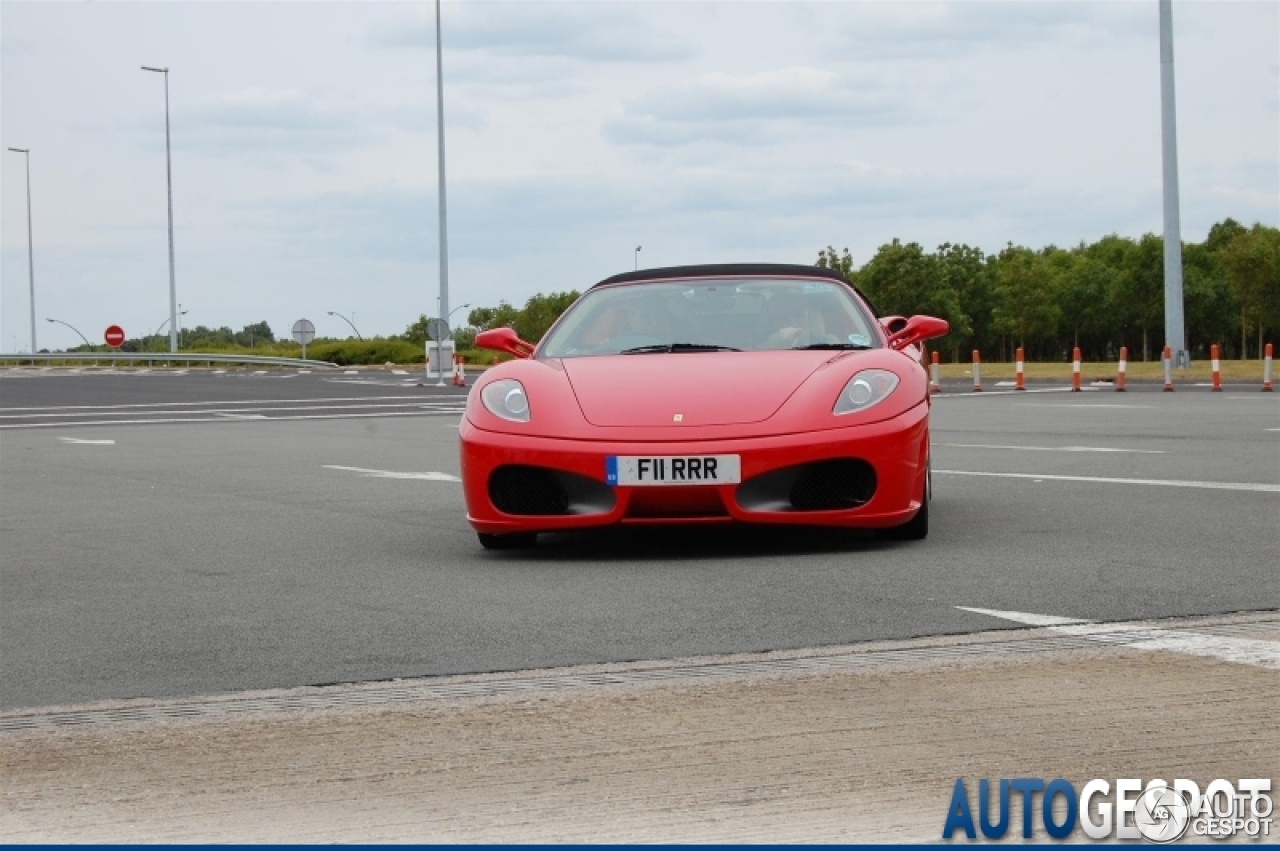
[591,263,878,316]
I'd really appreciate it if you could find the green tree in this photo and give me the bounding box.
[1114,234,1164,361]
[514,291,580,342]
[990,244,1060,354]
[1218,224,1280,359]
[1053,250,1111,352]
[815,246,855,281]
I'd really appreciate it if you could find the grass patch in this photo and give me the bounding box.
[934,359,1273,382]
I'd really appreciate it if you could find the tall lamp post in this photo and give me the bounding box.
[1158,0,1186,368]
[434,0,451,344]
[634,245,642,270]
[142,65,178,354]
[8,147,36,352]
[328,310,364,341]
[45,318,91,350]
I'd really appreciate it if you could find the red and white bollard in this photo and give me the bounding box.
[1263,343,1273,392]
[1014,347,1025,391]
[1071,347,1082,392]
[971,349,982,392]
[1116,346,1128,392]
[453,354,467,387]
[1162,345,1174,392]
[929,350,941,394]
[1210,343,1222,392]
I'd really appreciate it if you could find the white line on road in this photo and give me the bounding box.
[934,387,1092,398]
[935,469,1280,493]
[0,401,463,420]
[0,395,450,413]
[955,607,1280,670]
[0,411,463,429]
[935,443,1165,454]
[324,465,461,482]
[58,437,115,445]
[1015,403,1153,409]
[214,413,268,420]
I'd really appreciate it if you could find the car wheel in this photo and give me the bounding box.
[477,532,538,550]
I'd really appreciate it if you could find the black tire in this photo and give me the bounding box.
[477,532,538,550]
[876,458,930,541]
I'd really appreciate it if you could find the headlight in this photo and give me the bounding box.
[480,379,531,422]
[833,369,899,416]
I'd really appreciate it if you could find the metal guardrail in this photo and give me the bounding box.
[0,352,340,369]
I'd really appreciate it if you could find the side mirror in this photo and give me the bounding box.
[475,327,535,359]
[886,315,949,351]
[880,316,909,336]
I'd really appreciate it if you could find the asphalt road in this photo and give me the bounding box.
[2,368,1276,709]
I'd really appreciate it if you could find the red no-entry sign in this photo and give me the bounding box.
[104,325,126,348]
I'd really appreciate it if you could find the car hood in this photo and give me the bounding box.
[560,351,835,427]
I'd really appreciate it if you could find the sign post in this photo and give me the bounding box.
[426,318,452,386]
[292,318,316,361]
[104,325,126,349]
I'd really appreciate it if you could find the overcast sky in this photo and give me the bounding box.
[2,0,1276,350]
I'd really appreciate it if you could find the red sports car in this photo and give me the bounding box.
[460,263,948,549]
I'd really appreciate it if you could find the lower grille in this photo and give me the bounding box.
[789,459,877,510]
[736,458,877,513]
[489,465,569,515]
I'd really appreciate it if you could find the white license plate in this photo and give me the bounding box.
[606,455,741,486]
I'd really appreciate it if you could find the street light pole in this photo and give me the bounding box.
[142,65,178,354]
[447,303,470,324]
[434,0,451,338]
[635,245,642,271]
[8,147,36,353]
[327,310,364,341]
[45,318,91,350]
[1157,0,1187,368]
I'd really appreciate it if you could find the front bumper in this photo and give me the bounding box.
[459,403,929,534]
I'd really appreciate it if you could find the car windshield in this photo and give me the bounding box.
[538,278,880,359]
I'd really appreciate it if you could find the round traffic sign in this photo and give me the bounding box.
[427,318,451,342]
[104,325,126,348]
[291,319,316,345]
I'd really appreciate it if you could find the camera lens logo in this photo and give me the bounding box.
[1135,784,1192,843]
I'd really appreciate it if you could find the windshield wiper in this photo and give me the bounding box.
[620,343,742,354]
[790,342,874,351]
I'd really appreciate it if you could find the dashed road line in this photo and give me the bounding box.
[935,443,1165,454]
[323,465,461,482]
[935,469,1280,493]
[58,437,115,445]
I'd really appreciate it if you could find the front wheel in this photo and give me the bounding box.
[477,532,538,550]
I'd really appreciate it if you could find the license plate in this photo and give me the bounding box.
[606,455,741,486]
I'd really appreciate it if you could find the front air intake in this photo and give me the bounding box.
[489,465,570,516]
[788,459,877,510]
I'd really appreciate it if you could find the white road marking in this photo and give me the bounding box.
[214,413,268,420]
[0,410,462,429]
[1015,403,1152,409]
[934,387,1091,398]
[935,469,1280,493]
[392,370,408,375]
[955,607,1280,670]
[0,401,462,420]
[344,370,358,374]
[0,395,442,413]
[324,465,461,482]
[935,443,1164,454]
[58,437,115,445]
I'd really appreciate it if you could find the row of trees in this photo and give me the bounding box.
[70,218,1276,363]
[817,219,1279,362]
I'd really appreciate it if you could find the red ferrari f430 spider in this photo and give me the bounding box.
[459,263,949,549]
